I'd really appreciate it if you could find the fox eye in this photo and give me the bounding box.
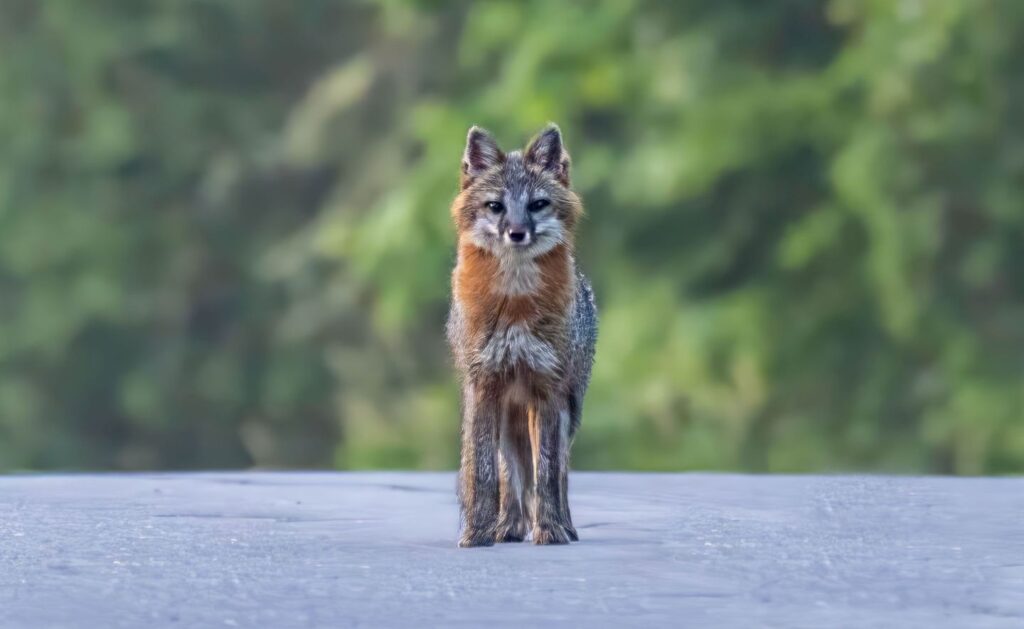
[527,199,550,212]
[485,201,505,213]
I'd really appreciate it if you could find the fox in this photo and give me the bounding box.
[446,123,597,547]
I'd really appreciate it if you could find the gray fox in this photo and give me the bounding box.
[446,124,597,546]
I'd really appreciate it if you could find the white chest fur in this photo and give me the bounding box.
[494,255,541,296]
[479,322,559,374]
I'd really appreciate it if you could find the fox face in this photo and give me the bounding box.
[453,125,582,259]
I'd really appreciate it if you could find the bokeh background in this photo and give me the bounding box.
[1,0,1022,474]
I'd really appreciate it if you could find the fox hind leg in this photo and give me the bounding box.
[529,399,573,545]
[560,392,580,541]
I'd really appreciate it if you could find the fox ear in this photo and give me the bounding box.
[462,126,504,187]
[525,123,570,186]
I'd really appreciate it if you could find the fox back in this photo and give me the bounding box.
[446,124,597,547]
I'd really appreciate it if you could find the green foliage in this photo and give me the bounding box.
[1,0,1021,473]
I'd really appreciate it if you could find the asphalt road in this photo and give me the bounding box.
[1,472,1021,628]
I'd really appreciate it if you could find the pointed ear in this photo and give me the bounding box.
[525,123,571,186]
[461,126,504,188]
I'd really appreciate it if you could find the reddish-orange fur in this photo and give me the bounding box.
[452,240,574,339]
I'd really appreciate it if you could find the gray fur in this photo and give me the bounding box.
[465,151,567,259]
[567,270,598,437]
[479,323,560,375]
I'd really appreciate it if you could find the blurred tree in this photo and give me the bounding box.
[0,0,1021,473]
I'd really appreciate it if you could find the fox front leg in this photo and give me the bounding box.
[458,382,501,547]
[495,402,532,543]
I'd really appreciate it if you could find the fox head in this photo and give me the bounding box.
[453,124,582,257]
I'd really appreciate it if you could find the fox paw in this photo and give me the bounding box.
[532,522,571,545]
[458,526,496,548]
[494,519,528,543]
[564,523,579,542]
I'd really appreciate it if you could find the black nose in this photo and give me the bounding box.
[508,230,526,243]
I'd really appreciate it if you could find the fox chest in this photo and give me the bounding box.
[477,321,560,375]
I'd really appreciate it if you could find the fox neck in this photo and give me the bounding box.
[455,238,574,330]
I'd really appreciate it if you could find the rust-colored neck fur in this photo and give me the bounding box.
[453,239,574,340]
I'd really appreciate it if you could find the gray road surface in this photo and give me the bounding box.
[1,472,1022,628]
